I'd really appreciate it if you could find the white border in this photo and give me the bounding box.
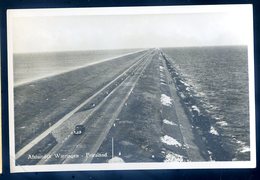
[7,4,256,173]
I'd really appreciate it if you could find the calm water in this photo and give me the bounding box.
[163,46,250,160]
[13,49,138,86]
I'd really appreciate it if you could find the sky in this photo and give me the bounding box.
[11,8,252,53]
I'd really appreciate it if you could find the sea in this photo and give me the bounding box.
[13,46,251,161]
[13,49,138,86]
[163,46,251,160]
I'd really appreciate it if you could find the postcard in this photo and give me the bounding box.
[7,5,255,172]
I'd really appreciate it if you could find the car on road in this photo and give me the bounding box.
[73,125,85,135]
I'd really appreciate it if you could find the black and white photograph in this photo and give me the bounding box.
[7,5,255,172]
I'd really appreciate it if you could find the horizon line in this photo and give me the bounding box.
[13,44,247,54]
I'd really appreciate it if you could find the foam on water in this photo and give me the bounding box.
[164,152,186,162]
[161,135,182,147]
[160,65,164,71]
[162,46,250,161]
[209,126,219,136]
[163,119,178,126]
[216,121,228,126]
[160,94,172,107]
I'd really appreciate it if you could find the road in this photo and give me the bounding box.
[14,49,148,152]
[15,49,207,165]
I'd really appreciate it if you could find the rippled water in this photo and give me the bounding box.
[163,46,250,160]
